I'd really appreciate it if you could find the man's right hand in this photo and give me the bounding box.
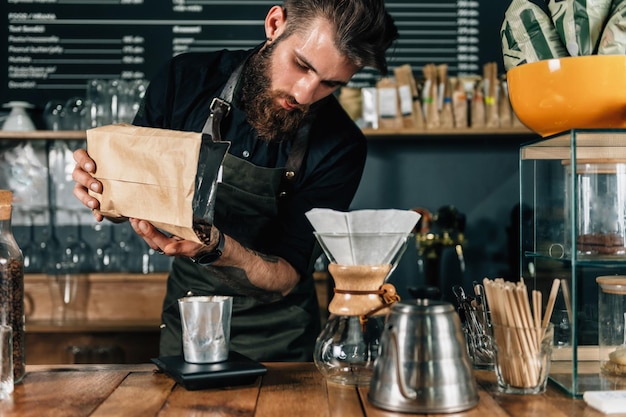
[72,148,104,222]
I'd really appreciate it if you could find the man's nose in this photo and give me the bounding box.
[292,75,319,105]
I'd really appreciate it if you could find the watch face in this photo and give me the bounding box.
[195,250,221,266]
[193,230,224,266]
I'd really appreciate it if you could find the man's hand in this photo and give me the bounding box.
[129,218,209,258]
[72,148,104,222]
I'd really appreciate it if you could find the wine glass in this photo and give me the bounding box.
[93,222,120,272]
[85,79,111,128]
[46,209,94,324]
[63,209,96,272]
[140,245,157,274]
[21,207,47,273]
[128,79,149,121]
[43,101,64,131]
[61,97,87,131]
[115,222,142,273]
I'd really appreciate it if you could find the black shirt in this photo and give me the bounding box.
[133,47,367,277]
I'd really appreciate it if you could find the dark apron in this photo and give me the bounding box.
[159,58,320,361]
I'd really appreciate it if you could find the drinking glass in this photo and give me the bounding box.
[48,268,90,324]
[61,97,87,131]
[93,222,120,272]
[0,323,13,400]
[43,100,64,131]
[107,79,132,124]
[492,323,554,394]
[21,208,47,273]
[85,79,111,128]
[116,222,141,273]
[128,79,149,121]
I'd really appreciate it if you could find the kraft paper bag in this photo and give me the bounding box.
[86,123,230,243]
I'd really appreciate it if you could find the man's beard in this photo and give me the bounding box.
[241,41,310,142]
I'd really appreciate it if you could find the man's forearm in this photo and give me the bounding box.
[210,234,301,300]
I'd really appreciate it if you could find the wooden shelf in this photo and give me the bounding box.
[25,272,168,283]
[0,127,538,141]
[26,319,160,333]
[362,126,536,137]
[0,130,87,140]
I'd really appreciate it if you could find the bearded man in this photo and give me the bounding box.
[72,0,399,361]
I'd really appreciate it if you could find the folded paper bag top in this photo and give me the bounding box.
[86,123,230,243]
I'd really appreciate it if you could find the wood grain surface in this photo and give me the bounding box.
[0,363,608,417]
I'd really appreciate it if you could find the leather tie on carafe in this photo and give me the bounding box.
[334,283,401,331]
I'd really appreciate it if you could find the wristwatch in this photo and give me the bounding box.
[190,229,225,266]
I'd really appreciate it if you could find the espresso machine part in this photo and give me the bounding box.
[409,205,466,301]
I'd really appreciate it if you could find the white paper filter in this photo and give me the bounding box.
[305,208,421,265]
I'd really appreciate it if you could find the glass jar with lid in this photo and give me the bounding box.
[596,276,626,377]
[565,160,626,258]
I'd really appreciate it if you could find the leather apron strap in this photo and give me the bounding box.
[201,62,242,141]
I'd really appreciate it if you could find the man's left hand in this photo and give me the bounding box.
[129,218,206,257]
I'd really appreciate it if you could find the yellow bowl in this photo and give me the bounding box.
[507,55,626,137]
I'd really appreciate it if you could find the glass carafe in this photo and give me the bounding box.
[313,232,412,386]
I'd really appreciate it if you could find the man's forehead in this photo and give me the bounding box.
[286,22,358,80]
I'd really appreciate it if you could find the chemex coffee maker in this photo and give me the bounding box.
[305,208,419,386]
[409,205,466,303]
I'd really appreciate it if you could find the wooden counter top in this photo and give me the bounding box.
[0,362,606,416]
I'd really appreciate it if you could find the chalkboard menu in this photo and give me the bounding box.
[2,0,506,109]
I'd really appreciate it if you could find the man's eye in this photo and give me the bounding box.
[296,60,308,70]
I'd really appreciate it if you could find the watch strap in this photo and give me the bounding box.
[191,229,225,266]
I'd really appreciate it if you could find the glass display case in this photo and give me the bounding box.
[520,129,626,397]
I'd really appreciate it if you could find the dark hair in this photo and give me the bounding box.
[281,0,399,75]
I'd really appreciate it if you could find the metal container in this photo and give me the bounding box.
[368,299,478,413]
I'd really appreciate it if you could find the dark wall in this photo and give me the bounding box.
[2,1,513,106]
[350,133,538,302]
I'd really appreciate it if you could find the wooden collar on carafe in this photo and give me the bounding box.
[334,283,401,328]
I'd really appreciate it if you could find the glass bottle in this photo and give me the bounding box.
[597,275,626,377]
[0,190,25,383]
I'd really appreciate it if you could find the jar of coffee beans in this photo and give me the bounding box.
[0,190,25,383]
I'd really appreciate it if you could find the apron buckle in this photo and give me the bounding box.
[210,97,231,117]
[203,97,232,142]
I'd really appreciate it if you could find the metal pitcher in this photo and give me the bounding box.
[368,299,479,413]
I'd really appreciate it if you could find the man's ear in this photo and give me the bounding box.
[264,5,286,41]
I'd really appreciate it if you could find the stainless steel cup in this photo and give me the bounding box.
[368,299,479,413]
[178,295,233,363]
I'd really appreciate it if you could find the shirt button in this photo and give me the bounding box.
[242,150,250,158]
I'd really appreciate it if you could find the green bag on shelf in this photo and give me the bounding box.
[501,0,569,71]
[548,0,611,56]
[598,0,626,54]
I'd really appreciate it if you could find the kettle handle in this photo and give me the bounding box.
[389,329,417,400]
